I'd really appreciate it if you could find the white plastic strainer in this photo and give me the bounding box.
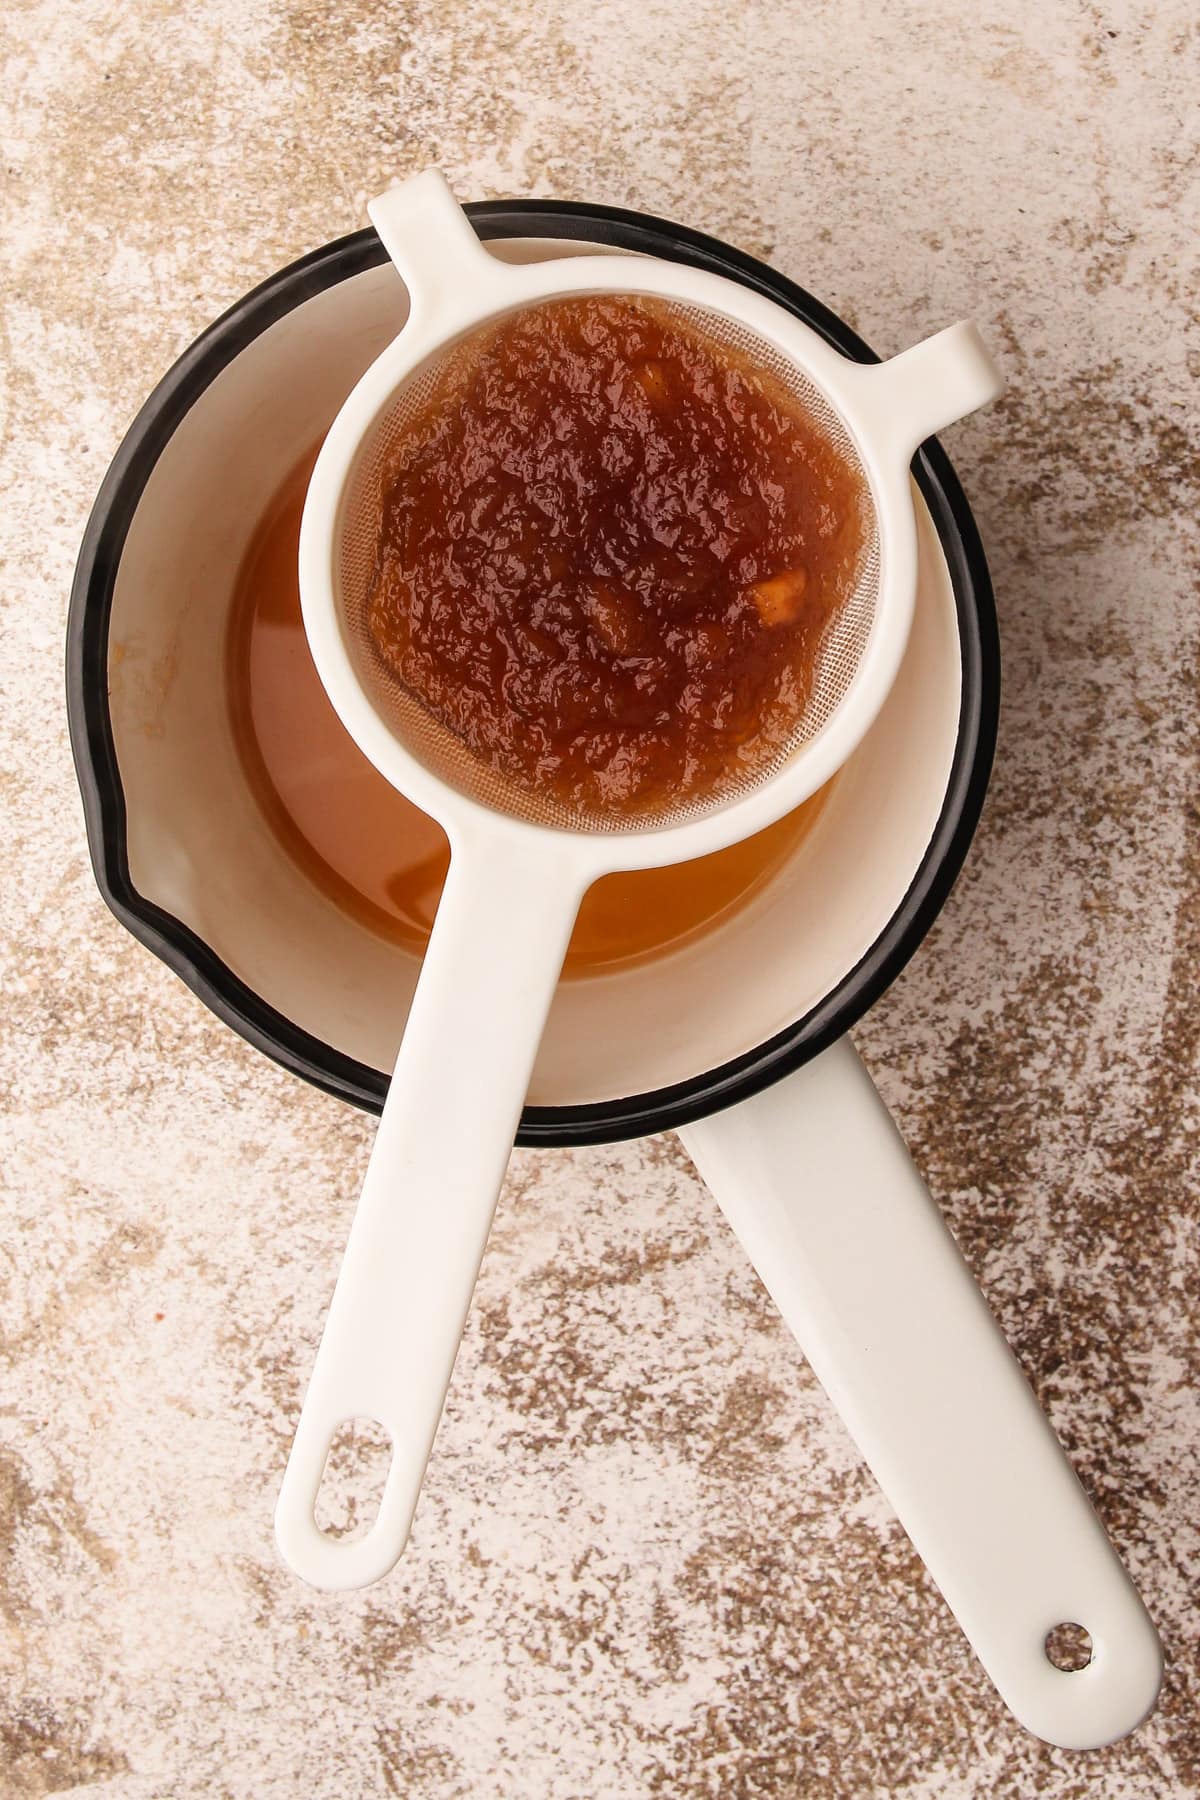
[276,170,1003,1590]
[335,293,882,832]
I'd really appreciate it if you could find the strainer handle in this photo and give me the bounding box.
[368,169,520,332]
[846,321,1005,458]
[678,1036,1162,1750]
[274,836,583,1590]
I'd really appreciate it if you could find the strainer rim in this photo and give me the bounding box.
[301,248,917,868]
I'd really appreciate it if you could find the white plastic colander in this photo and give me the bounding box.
[333,288,883,832]
[277,171,1003,1590]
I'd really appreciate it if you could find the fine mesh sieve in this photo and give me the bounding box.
[336,297,882,833]
[277,170,1004,1595]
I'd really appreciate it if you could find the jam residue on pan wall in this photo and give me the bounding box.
[367,295,866,819]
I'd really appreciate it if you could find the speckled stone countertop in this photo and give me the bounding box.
[2,3,1198,1796]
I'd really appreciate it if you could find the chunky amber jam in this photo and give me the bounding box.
[366,294,865,818]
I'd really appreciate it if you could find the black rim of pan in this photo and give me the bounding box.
[65,200,1000,1147]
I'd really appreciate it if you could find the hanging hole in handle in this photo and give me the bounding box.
[1044,1621,1094,1672]
[312,1417,394,1543]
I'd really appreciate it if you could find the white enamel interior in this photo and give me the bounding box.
[108,238,961,1109]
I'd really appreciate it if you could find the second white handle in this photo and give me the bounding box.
[679,1037,1161,1749]
[275,835,580,1589]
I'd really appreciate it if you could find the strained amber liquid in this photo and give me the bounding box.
[227,446,831,978]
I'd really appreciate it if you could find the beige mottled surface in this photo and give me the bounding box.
[2,1,1199,1795]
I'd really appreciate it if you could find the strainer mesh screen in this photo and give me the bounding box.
[336,298,881,832]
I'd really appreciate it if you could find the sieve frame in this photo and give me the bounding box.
[299,173,985,880]
[286,183,999,1596]
[331,290,883,839]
